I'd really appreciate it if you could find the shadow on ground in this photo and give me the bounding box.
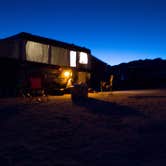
[72,98,166,165]
[72,97,145,118]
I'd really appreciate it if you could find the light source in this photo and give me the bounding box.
[63,70,72,78]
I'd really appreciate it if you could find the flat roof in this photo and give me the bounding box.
[1,32,91,53]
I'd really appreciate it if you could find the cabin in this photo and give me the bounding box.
[0,32,111,97]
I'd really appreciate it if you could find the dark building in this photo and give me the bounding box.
[90,55,111,91]
[0,32,111,97]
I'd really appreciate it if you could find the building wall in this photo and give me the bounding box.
[0,36,92,96]
[0,33,112,96]
[25,40,91,71]
[90,56,111,91]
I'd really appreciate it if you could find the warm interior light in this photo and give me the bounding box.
[79,52,88,64]
[70,51,76,67]
[63,71,71,77]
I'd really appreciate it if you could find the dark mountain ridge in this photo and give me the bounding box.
[111,58,166,90]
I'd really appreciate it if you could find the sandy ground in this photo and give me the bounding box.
[0,89,166,166]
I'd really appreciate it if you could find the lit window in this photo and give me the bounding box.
[26,41,49,64]
[70,51,76,67]
[79,52,88,64]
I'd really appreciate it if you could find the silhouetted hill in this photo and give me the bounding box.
[113,58,166,68]
[111,58,166,90]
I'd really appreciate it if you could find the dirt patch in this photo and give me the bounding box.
[0,90,166,165]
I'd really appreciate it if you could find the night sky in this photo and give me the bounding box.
[0,0,166,65]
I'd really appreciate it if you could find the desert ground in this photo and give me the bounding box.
[0,89,166,165]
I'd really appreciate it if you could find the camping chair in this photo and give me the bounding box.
[26,77,48,103]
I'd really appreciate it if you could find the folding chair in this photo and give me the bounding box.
[26,77,48,103]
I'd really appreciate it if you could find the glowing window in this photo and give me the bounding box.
[79,52,88,64]
[26,41,49,64]
[70,51,76,67]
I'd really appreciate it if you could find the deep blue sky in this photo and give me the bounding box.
[0,0,166,65]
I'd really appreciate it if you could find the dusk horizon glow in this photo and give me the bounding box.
[0,0,166,66]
